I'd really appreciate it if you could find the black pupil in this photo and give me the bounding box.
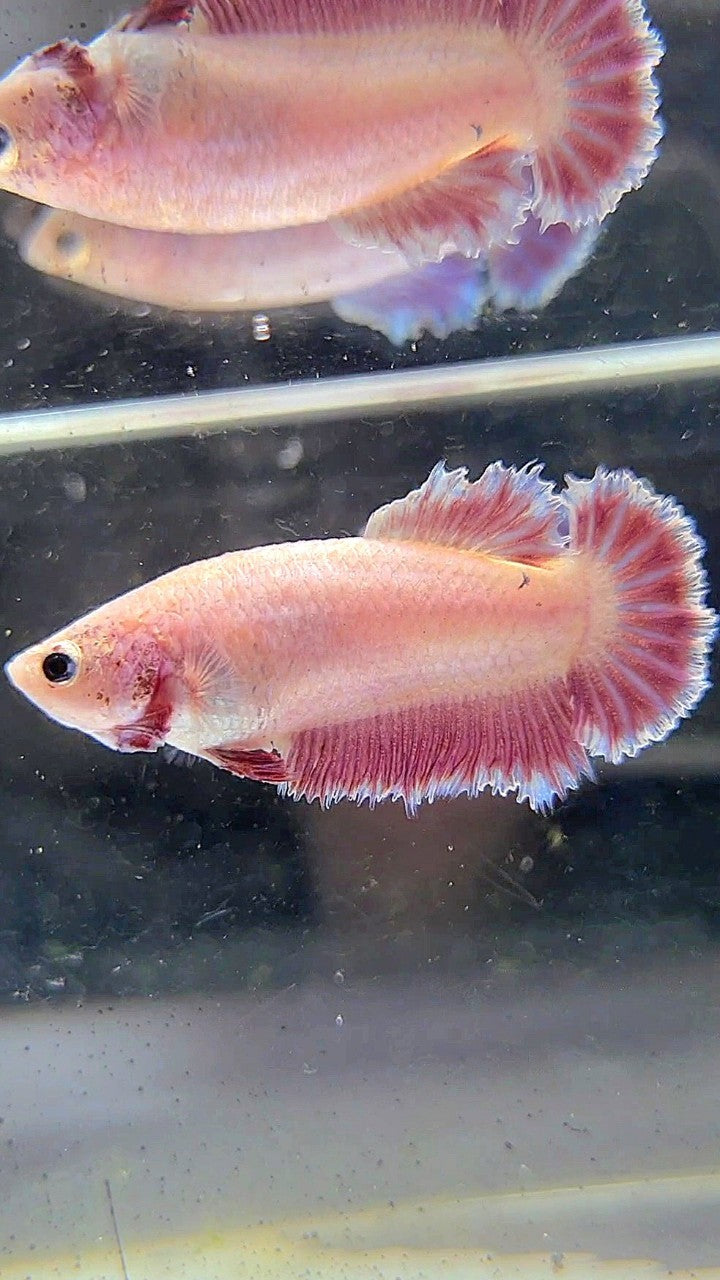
[42,651,77,684]
[56,230,82,257]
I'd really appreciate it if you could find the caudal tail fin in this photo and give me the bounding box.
[509,0,664,227]
[565,468,716,765]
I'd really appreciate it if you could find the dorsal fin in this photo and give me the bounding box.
[363,461,565,564]
[116,0,194,32]
[119,0,503,37]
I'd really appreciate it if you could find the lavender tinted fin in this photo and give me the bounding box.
[331,255,488,345]
[487,213,603,312]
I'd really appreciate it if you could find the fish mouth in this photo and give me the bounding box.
[4,651,26,692]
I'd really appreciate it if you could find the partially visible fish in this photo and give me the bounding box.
[0,0,663,260]
[14,203,603,343]
[5,460,715,815]
[16,207,414,312]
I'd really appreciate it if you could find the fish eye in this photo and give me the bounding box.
[42,648,79,685]
[0,124,18,172]
[55,229,86,260]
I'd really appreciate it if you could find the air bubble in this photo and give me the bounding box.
[252,313,272,341]
[277,438,304,470]
[61,472,87,503]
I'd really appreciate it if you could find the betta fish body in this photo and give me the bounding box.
[0,0,663,261]
[5,461,715,814]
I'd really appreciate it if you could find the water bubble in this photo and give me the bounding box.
[15,336,30,351]
[61,472,87,504]
[333,969,345,986]
[277,438,304,470]
[252,313,272,341]
[335,1014,344,1028]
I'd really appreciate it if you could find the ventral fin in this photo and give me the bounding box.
[333,145,531,264]
[364,460,565,564]
[205,742,290,783]
[331,255,488,345]
[487,212,602,312]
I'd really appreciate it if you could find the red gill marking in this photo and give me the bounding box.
[113,671,175,752]
[31,40,97,88]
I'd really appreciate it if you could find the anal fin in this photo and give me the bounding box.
[282,684,592,814]
[333,144,530,264]
[487,212,602,312]
[331,255,488,345]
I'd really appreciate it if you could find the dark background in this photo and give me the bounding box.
[0,0,718,1007]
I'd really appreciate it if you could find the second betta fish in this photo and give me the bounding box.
[0,0,663,264]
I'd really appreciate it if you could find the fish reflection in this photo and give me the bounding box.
[13,202,603,342]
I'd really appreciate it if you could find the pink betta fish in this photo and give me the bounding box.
[0,0,663,266]
[5,461,715,814]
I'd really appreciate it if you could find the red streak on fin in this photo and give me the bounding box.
[364,459,565,564]
[334,145,530,264]
[205,743,290,783]
[31,40,96,89]
[114,674,174,752]
[565,468,717,763]
[281,684,592,815]
[512,0,664,226]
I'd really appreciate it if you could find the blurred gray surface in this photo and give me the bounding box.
[1,955,720,1268]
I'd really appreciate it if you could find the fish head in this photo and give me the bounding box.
[5,610,178,754]
[0,41,106,202]
[18,207,94,283]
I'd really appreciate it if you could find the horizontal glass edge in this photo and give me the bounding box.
[1,331,719,456]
